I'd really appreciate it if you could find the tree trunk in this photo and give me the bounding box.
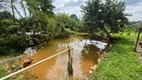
[11,0,15,19]
[32,25,36,46]
[102,26,111,41]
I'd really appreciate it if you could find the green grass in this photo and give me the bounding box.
[89,33,142,80]
[0,66,6,78]
[65,29,87,35]
[0,56,14,61]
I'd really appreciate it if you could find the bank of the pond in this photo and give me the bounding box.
[65,29,88,36]
[89,33,142,80]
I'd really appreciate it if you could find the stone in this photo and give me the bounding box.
[89,70,93,74]
[91,65,97,71]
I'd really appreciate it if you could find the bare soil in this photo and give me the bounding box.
[137,41,142,63]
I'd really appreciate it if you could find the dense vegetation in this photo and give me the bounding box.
[0,0,83,56]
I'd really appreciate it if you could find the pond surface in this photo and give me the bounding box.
[27,35,107,80]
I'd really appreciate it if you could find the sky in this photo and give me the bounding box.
[52,0,142,21]
[1,0,141,21]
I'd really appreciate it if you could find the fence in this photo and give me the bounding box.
[0,47,73,80]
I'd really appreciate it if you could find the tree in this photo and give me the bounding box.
[25,0,40,16]
[70,14,81,31]
[0,11,13,35]
[56,13,72,32]
[36,0,55,16]
[70,14,79,21]
[26,0,54,17]
[0,0,16,20]
[20,0,27,17]
[0,11,13,20]
[25,0,55,34]
[11,0,15,19]
[82,0,128,39]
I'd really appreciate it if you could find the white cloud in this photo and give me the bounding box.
[2,0,141,21]
[126,2,142,21]
[53,0,87,19]
[53,0,142,21]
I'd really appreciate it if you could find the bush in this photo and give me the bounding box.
[55,31,69,38]
[0,35,31,56]
[0,34,51,56]
[30,34,50,45]
[89,31,107,40]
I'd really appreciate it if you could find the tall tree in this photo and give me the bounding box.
[26,0,54,17]
[25,0,40,16]
[70,14,81,30]
[0,0,16,19]
[0,11,13,20]
[11,0,15,19]
[56,13,72,32]
[20,0,27,16]
[37,0,55,16]
[82,0,128,39]
[70,14,79,21]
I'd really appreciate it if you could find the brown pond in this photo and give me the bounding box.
[24,35,107,80]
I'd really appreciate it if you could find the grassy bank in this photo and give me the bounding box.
[89,33,142,80]
[65,29,87,35]
[0,66,6,78]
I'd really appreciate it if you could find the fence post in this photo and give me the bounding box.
[134,28,141,52]
[67,46,73,79]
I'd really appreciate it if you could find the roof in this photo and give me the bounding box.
[133,21,142,28]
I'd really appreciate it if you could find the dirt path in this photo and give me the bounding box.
[137,41,142,63]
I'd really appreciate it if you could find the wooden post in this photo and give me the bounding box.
[68,47,71,62]
[67,46,73,79]
[134,28,141,52]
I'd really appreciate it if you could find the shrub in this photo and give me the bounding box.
[55,31,69,38]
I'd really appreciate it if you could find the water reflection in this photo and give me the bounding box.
[80,44,99,77]
[24,47,37,56]
[27,36,107,80]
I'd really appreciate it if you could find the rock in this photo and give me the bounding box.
[91,65,97,71]
[22,57,33,68]
[89,70,93,74]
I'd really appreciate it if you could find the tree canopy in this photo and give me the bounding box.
[82,0,128,39]
[37,0,55,16]
[0,11,13,20]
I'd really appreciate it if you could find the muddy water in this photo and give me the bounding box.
[27,35,107,80]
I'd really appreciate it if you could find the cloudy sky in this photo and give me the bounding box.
[52,0,142,21]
